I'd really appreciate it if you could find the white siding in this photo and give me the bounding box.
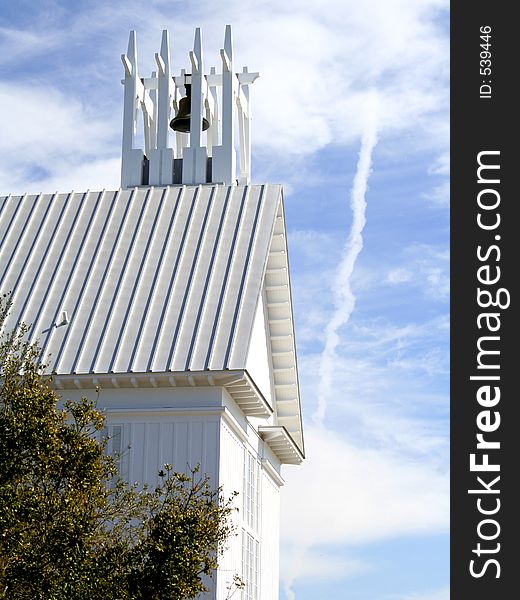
[66,385,225,410]
[105,417,220,487]
[216,421,245,600]
[245,293,273,405]
[259,467,281,600]
[57,385,283,600]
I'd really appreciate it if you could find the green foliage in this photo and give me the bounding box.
[127,466,238,600]
[0,295,238,599]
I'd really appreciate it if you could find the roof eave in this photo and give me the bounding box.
[258,425,304,464]
[52,369,273,418]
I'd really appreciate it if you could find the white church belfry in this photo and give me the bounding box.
[121,26,258,188]
[0,25,304,600]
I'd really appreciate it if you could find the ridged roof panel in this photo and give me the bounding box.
[0,185,279,375]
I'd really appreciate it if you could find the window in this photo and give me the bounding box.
[101,424,124,477]
[242,530,259,600]
[243,451,259,531]
[242,451,260,598]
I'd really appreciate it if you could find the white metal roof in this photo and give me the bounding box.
[0,184,304,455]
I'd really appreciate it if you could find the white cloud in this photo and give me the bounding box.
[428,152,450,177]
[280,425,449,587]
[315,119,378,425]
[201,0,448,156]
[424,180,450,207]
[282,434,449,543]
[281,547,368,585]
[288,229,340,257]
[0,0,448,192]
[25,157,121,195]
[0,83,114,157]
[424,151,450,206]
[398,586,450,600]
[407,245,449,302]
[0,26,60,65]
[0,82,119,194]
[367,243,450,302]
[388,346,448,377]
[298,357,448,462]
[387,268,413,284]
[284,300,448,592]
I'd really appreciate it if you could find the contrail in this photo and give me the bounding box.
[284,103,379,600]
[313,114,379,427]
[282,543,309,600]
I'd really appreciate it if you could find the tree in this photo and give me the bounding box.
[0,295,239,600]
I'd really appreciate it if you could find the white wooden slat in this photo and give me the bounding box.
[0,194,18,251]
[41,190,115,372]
[25,192,92,346]
[72,188,145,374]
[150,185,207,370]
[190,185,244,370]
[8,192,71,328]
[92,187,162,373]
[111,186,173,372]
[162,185,216,371]
[207,185,258,369]
[169,185,225,371]
[144,186,202,371]
[128,186,186,372]
[52,190,126,373]
[228,186,280,368]
[0,193,48,292]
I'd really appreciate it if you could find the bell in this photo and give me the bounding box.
[170,83,210,133]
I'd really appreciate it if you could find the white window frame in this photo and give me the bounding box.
[242,449,261,599]
[242,529,259,600]
[101,423,126,478]
[243,450,260,532]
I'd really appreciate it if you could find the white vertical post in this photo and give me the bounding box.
[237,105,247,184]
[150,71,158,151]
[212,25,236,184]
[182,28,208,184]
[206,66,219,158]
[143,74,155,157]
[175,129,189,160]
[190,29,203,149]
[237,78,249,184]
[236,68,259,186]
[121,31,145,188]
[236,67,258,185]
[149,30,175,185]
[156,30,171,150]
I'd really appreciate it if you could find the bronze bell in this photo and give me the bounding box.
[170,83,210,133]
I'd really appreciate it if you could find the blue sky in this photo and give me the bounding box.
[0,1,449,599]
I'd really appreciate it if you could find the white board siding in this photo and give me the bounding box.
[245,293,273,406]
[58,385,282,599]
[64,385,225,410]
[260,467,281,600]
[103,416,221,488]
[102,424,128,480]
[216,421,246,599]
